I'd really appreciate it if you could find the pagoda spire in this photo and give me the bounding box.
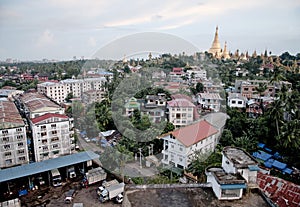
[222,41,230,59]
[208,26,222,58]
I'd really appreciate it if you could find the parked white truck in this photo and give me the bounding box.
[68,166,76,179]
[97,179,119,196]
[82,167,107,187]
[99,182,125,203]
[51,168,62,187]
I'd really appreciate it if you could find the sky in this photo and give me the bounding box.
[0,0,299,61]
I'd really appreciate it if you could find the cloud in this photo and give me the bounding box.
[88,37,97,47]
[36,29,55,48]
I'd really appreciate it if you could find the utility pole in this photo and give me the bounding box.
[138,148,142,169]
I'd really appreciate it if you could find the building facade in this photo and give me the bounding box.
[167,97,196,128]
[222,146,259,187]
[30,113,74,162]
[161,120,218,169]
[197,92,222,112]
[16,93,74,162]
[0,100,29,168]
[227,93,247,108]
[37,77,107,104]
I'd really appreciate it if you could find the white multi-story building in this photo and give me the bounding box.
[206,167,246,200]
[161,120,218,169]
[37,77,107,104]
[222,146,259,187]
[186,67,207,83]
[17,93,74,162]
[30,113,74,162]
[197,92,222,112]
[227,93,247,108]
[167,96,197,128]
[0,99,29,168]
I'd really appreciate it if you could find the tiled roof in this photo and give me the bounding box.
[257,172,300,207]
[20,93,60,112]
[31,113,68,124]
[168,98,195,108]
[198,93,222,100]
[171,120,218,147]
[0,100,24,129]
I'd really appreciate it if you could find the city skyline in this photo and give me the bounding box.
[0,0,299,61]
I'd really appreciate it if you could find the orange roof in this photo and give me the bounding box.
[171,120,218,147]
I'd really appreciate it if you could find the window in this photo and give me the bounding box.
[52,144,59,149]
[17,142,24,147]
[42,146,48,151]
[41,125,46,130]
[269,88,273,92]
[41,132,47,137]
[4,144,10,150]
[16,128,22,132]
[51,124,56,128]
[17,135,23,140]
[42,139,47,144]
[244,87,249,91]
[3,137,9,142]
[52,130,57,135]
[5,159,12,165]
[51,137,59,142]
[5,152,11,157]
[238,101,243,104]
[19,156,26,161]
[53,150,60,155]
[231,100,236,104]
[2,130,8,135]
[188,108,192,111]
[171,144,174,149]
[179,147,183,151]
[18,149,25,154]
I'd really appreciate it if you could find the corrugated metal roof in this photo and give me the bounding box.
[0,151,99,182]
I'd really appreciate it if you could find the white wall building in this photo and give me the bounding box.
[167,97,197,128]
[197,93,222,112]
[227,93,247,108]
[0,100,29,168]
[30,113,74,162]
[222,146,259,187]
[37,77,107,104]
[161,120,218,169]
[186,67,207,83]
[206,167,246,200]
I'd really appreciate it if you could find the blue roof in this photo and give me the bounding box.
[264,147,272,153]
[220,184,246,189]
[252,151,272,161]
[272,160,287,170]
[0,151,99,182]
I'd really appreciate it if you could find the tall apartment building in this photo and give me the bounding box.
[16,93,74,162]
[0,99,29,168]
[30,113,74,162]
[37,77,107,104]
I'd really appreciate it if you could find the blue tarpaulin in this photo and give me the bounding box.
[273,152,282,159]
[282,168,293,175]
[272,160,287,170]
[264,147,272,153]
[264,159,275,168]
[252,151,272,161]
[257,143,265,149]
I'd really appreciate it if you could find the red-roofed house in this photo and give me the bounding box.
[30,113,74,162]
[161,120,218,169]
[167,96,199,128]
[257,172,300,207]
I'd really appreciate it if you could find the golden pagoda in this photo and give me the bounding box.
[208,26,222,58]
[222,41,230,59]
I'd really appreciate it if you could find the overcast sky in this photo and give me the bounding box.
[0,0,299,61]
